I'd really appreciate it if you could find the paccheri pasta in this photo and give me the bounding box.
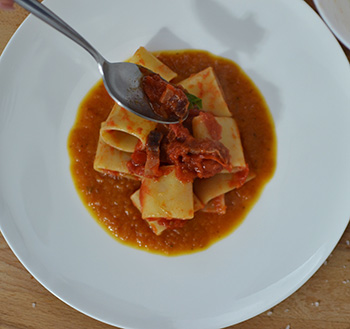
[94,47,249,235]
[68,47,276,255]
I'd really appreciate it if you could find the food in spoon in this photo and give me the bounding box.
[142,72,189,121]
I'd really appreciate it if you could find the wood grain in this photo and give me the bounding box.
[0,1,349,328]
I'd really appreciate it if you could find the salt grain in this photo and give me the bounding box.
[286,325,291,329]
[284,308,290,313]
[323,260,328,266]
[32,302,36,308]
[346,240,350,246]
[314,301,320,307]
[267,311,273,316]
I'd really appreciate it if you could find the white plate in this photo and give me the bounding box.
[0,0,349,328]
[314,0,350,49]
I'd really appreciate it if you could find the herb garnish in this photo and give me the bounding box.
[186,92,202,110]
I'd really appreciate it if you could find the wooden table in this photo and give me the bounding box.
[1,1,349,328]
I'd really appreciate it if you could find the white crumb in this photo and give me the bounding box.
[32,302,36,308]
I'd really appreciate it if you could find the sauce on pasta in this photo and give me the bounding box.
[68,50,276,256]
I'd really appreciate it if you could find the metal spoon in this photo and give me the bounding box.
[14,0,185,124]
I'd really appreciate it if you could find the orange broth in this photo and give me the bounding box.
[68,50,276,256]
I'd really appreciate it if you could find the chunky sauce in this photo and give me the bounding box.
[142,73,189,120]
[68,50,276,256]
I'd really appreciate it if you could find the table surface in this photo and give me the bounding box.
[1,1,350,329]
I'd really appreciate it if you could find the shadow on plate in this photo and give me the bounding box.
[194,0,282,122]
[145,27,192,51]
[195,0,265,56]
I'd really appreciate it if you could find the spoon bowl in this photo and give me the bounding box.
[101,62,183,123]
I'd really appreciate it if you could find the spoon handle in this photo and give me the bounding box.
[14,0,105,66]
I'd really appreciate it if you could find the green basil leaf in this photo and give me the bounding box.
[186,92,202,110]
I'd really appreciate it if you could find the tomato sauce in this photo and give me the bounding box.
[68,50,276,256]
[200,112,222,140]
